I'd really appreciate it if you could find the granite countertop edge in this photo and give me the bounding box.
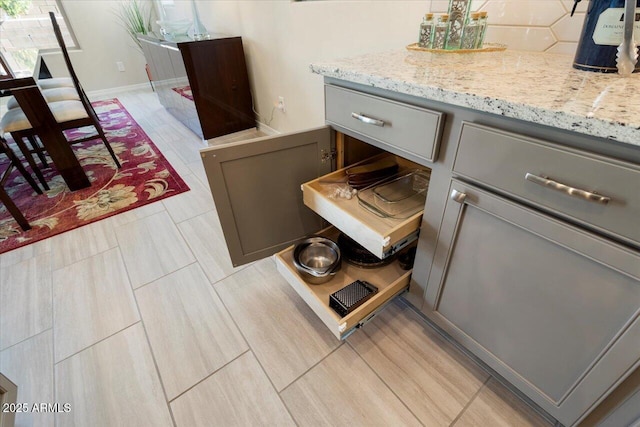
[310,63,640,148]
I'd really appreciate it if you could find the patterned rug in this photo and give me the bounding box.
[172,85,193,101]
[0,98,190,254]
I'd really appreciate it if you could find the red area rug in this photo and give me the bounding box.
[0,98,190,254]
[172,85,193,101]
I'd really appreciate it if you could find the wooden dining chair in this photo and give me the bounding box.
[6,86,79,110]
[47,11,121,167]
[0,52,15,80]
[0,136,44,231]
[0,13,122,173]
[0,77,91,192]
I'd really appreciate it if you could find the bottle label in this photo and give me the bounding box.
[592,8,640,45]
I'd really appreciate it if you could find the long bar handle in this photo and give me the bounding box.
[351,112,385,127]
[525,173,610,204]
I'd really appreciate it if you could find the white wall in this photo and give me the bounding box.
[55,0,590,133]
[43,0,149,92]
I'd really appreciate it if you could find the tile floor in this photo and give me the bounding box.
[0,88,554,427]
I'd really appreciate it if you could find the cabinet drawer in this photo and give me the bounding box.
[275,228,411,340]
[302,154,426,259]
[325,85,444,164]
[453,122,640,248]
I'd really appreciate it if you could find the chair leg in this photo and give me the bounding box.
[27,135,49,168]
[4,148,43,195]
[0,185,31,231]
[94,124,121,168]
[12,134,50,191]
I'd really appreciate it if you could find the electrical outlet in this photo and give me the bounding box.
[116,61,125,72]
[277,96,286,113]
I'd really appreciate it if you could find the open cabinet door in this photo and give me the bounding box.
[201,126,333,267]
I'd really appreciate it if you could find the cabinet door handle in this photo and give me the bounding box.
[351,112,385,127]
[450,189,467,203]
[525,173,611,204]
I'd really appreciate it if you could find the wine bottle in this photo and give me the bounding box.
[573,0,640,72]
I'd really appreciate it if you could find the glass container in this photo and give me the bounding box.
[476,11,488,48]
[446,0,473,49]
[460,12,481,50]
[418,13,435,48]
[432,14,450,50]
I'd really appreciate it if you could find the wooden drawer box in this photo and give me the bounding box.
[275,227,411,340]
[302,153,424,259]
[325,85,444,164]
[453,122,640,248]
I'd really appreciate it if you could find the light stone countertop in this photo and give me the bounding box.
[310,49,640,148]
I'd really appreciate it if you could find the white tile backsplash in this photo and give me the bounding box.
[428,0,588,54]
[480,0,566,26]
[485,26,558,51]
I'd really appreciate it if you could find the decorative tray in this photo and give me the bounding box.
[406,42,506,53]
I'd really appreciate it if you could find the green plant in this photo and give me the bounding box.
[114,0,153,51]
[0,0,32,17]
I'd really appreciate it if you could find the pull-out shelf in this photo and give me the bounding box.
[302,153,425,259]
[274,228,411,340]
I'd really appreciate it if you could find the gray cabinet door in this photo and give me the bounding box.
[424,180,640,426]
[201,126,333,267]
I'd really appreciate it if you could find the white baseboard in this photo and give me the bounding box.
[257,122,280,135]
[87,83,152,99]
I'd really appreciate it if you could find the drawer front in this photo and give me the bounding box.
[325,85,444,164]
[453,122,640,248]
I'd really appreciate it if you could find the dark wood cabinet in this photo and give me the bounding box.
[138,34,255,140]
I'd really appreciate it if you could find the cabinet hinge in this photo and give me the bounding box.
[321,149,337,163]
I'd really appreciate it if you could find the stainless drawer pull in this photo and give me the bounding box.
[351,112,385,127]
[525,173,611,204]
[450,189,467,203]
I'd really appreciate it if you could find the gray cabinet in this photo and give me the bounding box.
[424,179,640,426]
[201,124,427,339]
[201,77,640,425]
[201,88,441,338]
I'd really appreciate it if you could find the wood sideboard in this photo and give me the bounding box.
[138,34,255,140]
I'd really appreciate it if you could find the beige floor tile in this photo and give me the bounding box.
[0,330,54,427]
[51,220,118,270]
[53,248,139,362]
[171,352,295,427]
[186,159,209,189]
[105,201,166,228]
[115,211,196,288]
[55,324,173,427]
[0,253,52,350]
[135,263,248,400]
[214,258,340,391]
[281,345,421,426]
[348,300,490,426]
[160,148,192,178]
[454,379,552,427]
[177,210,245,284]
[162,174,215,224]
[0,237,51,269]
[164,130,206,164]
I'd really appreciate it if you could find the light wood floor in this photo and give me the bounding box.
[0,88,554,427]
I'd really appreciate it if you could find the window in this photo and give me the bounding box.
[0,0,78,76]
